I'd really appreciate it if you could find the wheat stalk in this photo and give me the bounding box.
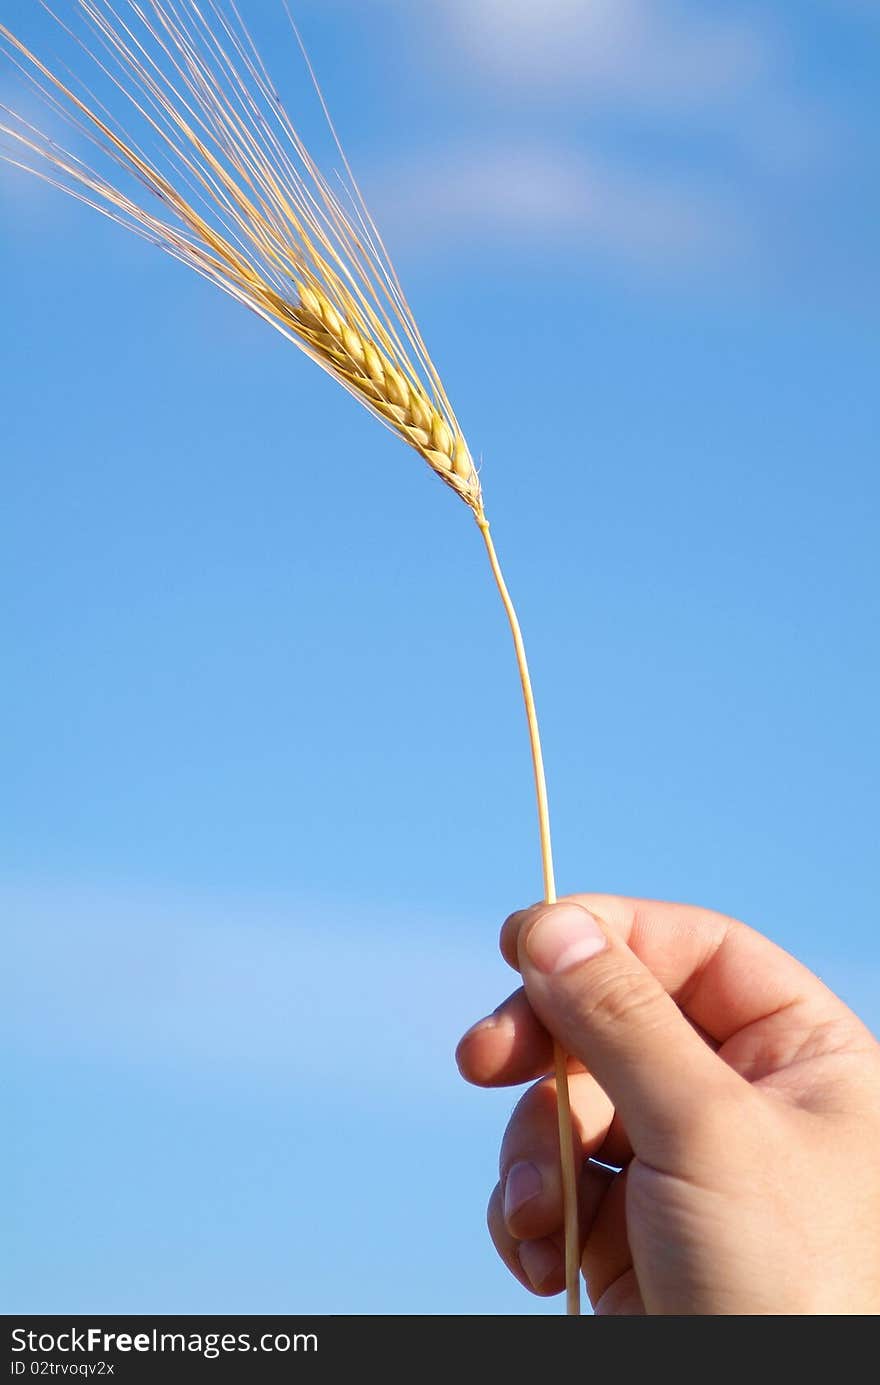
[0,0,581,1315]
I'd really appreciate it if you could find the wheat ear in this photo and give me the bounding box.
[0,0,581,1315]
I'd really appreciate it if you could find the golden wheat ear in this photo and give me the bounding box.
[0,4,480,508]
[0,0,580,1314]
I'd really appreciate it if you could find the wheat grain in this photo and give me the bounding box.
[0,0,579,1315]
[291,281,478,500]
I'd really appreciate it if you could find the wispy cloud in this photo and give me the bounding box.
[0,882,504,1095]
[372,142,749,272]
[440,0,828,174]
[338,1,829,280]
[444,0,769,108]
[3,882,876,1091]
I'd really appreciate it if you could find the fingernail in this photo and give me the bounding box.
[459,1007,512,1043]
[518,1238,561,1290]
[503,1161,543,1221]
[525,904,607,975]
[460,1015,498,1043]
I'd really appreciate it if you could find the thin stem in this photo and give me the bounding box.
[477,514,581,1318]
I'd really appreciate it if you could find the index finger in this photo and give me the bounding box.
[501,893,847,1045]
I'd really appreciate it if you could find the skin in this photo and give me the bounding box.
[456,895,880,1315]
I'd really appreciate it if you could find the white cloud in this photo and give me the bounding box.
[372,141,748,271]
[354,2,828,276]
[3,882,876,1099]
[0,882,506,1096]
[445,0,769,106]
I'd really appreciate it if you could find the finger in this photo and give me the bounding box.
[487,1183,537,1294]
[457,995,633,1166]
[488,1163,615,1297]
[502,894,852,1045]
[499,1071,615,1241]
[488,1182,567,1297]
[516,901,742,1162]
[457,994,702,1170]
[456,987,556,1088]
[593,1268,645,1316]
[582,1165,634,1311]
[458,982,719,1093]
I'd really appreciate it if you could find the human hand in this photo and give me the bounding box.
[456,896,880,1314]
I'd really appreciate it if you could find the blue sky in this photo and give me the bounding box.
[1,0,878,1315]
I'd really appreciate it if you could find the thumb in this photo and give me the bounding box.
[518,902,741,1161]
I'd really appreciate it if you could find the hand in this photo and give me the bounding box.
[456,896,880,1315]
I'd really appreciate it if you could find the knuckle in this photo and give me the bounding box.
[583,966,666,1032]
